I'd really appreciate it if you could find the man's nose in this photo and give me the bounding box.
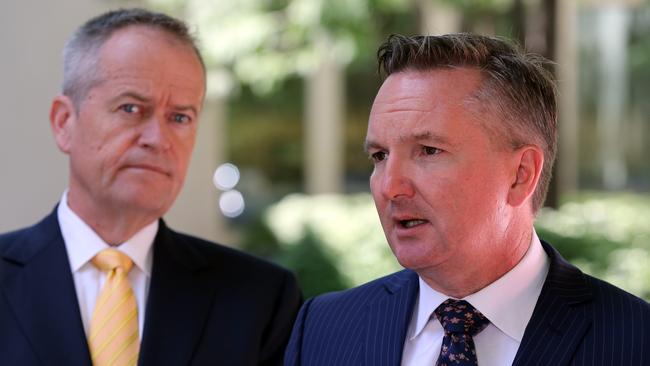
[139,115,172,151]
[380,158,415,200]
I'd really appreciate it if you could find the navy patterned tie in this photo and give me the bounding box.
[434,299,489,366]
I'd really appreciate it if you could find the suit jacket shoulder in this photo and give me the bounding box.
[513,241,650,366]
[285,269,418,366]
[0,210,92,366]
[167,226,299,281]
[0,212,59,262]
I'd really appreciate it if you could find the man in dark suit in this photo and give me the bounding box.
[285,34,650,366]
[0,8,301,365]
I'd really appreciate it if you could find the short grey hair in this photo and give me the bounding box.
[377,33,558,213]
[62,8,204,106]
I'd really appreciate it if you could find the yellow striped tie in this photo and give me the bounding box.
[88,249,139,366]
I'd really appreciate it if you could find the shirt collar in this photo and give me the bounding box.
[410,277,449,340]
[58,190,157,276]
[410,230,549,342]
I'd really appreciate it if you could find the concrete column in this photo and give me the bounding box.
[555,0,580,194]
[596,7,630,190]
[417,0,461,35]
[304,33,345,194]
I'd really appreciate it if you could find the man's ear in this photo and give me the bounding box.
[507,145,544,208]
[49,95,76,154]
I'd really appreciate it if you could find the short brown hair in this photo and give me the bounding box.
[377,33,557,213]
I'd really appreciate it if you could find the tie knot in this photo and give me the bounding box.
[434,299,489,336]
[92,249,133,273]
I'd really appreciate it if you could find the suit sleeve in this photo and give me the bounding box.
[259,270,303,366]
[283,297,314,366]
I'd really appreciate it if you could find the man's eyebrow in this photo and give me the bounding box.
[364,131,455,153]
[111,91,150,103]
[363,140,382,153]
[403,131,454,146]
[110,92,199,116]
[173,104,199,116]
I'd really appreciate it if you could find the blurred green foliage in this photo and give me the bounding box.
[536,192,650,300]
[242,192,650,301]
[275,229,348,299]
[148,0,414,94]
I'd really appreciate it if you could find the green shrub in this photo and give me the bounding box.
[536,192,650,300]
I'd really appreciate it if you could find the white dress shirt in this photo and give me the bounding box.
[57,191,156,339]
[401,230,550,366]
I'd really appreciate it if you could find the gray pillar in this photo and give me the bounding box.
[556,0,580,194]
[596,7,629,190]
[305,34,345,194]
[417,0,461,35]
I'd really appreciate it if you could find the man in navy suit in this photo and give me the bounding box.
[0,8,300,365]
[285,34,650,365]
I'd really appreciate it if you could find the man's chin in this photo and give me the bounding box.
[113,188,176,216]
[391,246,428,270]
[390,242,442,272]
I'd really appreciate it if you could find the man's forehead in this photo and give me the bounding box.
[104,25,187,48]
[99,25,203,71]
[89,67,204,100]
[372,69,483,113]
[366,69,490,150]
[94,27,205,90]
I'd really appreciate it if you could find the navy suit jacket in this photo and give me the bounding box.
[285,241,650,365]
[0,209,302,365]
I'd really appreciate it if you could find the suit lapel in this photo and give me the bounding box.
[512,241,593,366]
[138,221,216,366]
[1,211,92,365]
[364,270,419,366]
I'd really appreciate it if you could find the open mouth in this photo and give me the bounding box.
[399,219,428,228]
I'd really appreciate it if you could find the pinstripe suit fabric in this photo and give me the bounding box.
[285,241,650,366]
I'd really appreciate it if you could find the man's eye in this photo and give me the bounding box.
[120,104,141,114]
[172,114,191,124]
[423,146,441,155]
[370,151,387,162]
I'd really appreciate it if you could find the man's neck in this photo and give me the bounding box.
[66,192,158,245]
[418,227,533,299]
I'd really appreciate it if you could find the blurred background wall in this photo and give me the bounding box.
[2,0,649,299]
[1,0,109,234]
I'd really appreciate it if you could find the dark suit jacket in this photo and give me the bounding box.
[285,241,650,365]
[0,209,302,365]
